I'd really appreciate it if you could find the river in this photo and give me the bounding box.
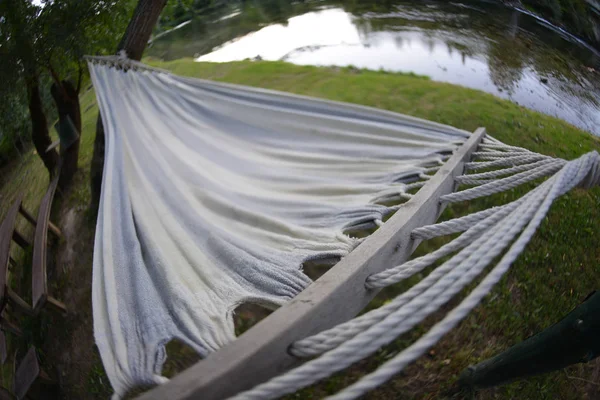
[147,0,600,136]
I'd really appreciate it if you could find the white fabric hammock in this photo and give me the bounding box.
[88,57,469,397]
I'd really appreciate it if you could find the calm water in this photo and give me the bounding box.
[148,0,600,136]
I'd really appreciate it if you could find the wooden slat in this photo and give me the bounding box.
[14,347,39,400]
[46,296,67,314]
[19,205,63,239]
[32,174,60,313]
[48,221,63,239]
[6,289,33,316]
[11,231,29,250]
[18,205,37,226]
[0,194,24,311]
[138,128,486,400]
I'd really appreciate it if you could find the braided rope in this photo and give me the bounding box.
[327,158,589,400]
[231,137,599,400]
[581,153,600,188]
[410,206,500,240]
[471,151,534,160]
[233,150,598,400]
[465,154,550,170]
[291,187,540,358]
[455,158,562,185]
[478,142,531,152]
[440,159,565,203]
[236,175,554,399]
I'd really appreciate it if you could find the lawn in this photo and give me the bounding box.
[1,59,599,399]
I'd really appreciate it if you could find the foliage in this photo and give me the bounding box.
[0,1,36,164]
[38,0,136,76]
[0,0,136,166]
[155,0,303,34]
[159,0,196,29]
[0,88,30,165]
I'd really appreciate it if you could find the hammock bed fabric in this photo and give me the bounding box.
[88,58,470,398]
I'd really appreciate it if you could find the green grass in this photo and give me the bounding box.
[1,59,599,399]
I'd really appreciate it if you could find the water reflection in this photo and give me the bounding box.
[197,9,361,62]
[150,1,600,136]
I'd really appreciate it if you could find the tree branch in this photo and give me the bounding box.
[47,61,67,98]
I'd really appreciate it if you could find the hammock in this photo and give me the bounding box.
[87,56,468,398]
[87,56,599,400]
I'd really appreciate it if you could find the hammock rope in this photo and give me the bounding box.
[233,140,599,400]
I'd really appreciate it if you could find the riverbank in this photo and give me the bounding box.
[1,60,599,399]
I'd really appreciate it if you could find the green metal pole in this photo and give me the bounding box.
[459,291,600,389]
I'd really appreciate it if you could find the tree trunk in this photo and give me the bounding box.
[90,0,168,211]
[51,80,81,188]
[26,75,60,178]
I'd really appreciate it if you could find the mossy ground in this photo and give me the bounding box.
[1,59,598,399]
